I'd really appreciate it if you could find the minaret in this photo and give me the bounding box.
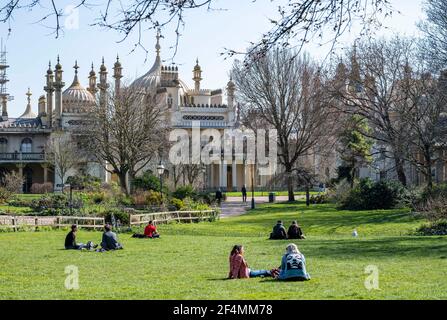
[193,58,202,92]
[227,76,236,110]
[113,55,123,95]
[44,62,55,127]
[87,63,98,96]
[53,56,65,128]
[99,57,109,109]
[0,40,13,121]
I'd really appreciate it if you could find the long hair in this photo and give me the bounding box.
[286,243,300,255]
[230,245,243,256]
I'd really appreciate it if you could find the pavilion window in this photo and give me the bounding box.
[21,138,33,153]
[0,138,7,153]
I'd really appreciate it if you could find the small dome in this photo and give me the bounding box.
[62,62,95,113]
[19,88,37,119]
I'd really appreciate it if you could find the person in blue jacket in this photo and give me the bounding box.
[277,243,311,281]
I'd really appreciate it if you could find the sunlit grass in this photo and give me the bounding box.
[0,201,446,300]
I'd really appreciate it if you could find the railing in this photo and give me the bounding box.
[173,120,230,128]
[0,152,45,161]
[129,210,219,226]
[0,215,105,231]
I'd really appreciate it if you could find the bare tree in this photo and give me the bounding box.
[233,48,337,201]
[182,164,201,186]
[331,37,416,186]
[0,1,393,60]
[80,86,168,194]
[418,0,447,71]
[45,132,79,185]
[397,68,447,190]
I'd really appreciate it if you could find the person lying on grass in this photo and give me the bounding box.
[64,224,97,250]
[269,220,288,240]
[132,220,160,239]
[276,243,310,281]
[287,221,306,239]
[97,224,123,252]
[228,245,278,279]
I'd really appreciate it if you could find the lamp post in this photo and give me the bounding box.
[157,161,165,204]
[251,164,255,209]
[201,164,206,192]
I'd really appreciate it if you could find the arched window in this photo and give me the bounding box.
[167,94,173,107]
[21,138,32,153]
[0,138,7,153]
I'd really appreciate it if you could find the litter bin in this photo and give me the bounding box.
[268,192,276,203]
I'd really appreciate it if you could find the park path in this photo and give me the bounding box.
[219,195,293,218]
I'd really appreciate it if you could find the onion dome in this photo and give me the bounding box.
[89,63,96,77]
[47,61,53,75]
[131,30,162,90]
[62,61,96,113]
[19,88,37,119]
[55,55,62,70]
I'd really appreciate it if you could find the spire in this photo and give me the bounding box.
[26,87,32,105]
[193,58,202,91]
[47,61,53,75]
[100,57,107,72]
[19,87,37,119]
[71,60,80,86]
[155,29,161,57]
[55,55,62,70]
[90,62,96,77]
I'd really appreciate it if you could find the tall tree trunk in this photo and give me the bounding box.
[394,157,407,186]
[118,172,129,196]
[424,148,433,191]
[286,169,295,202]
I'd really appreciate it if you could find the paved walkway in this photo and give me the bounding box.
[219,196,294,218]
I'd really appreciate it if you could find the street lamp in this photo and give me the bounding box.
[251,164,255,209]
[157,161,165,203]
[201,164,206,192]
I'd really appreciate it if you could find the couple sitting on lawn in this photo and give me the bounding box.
[270,220,306,240]
[228,244,310,281]
[64,224,123,251]
[132,221,160,239]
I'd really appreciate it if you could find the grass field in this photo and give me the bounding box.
[0,201,446,300]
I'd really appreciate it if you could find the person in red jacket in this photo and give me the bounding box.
[132,220,160,239]
[144,221,160,238]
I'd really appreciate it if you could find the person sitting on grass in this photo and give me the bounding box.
[269,220,288,240]
[287,221,306,239]
[98,224,123,251]
[132,220,160,239]
[276,243,310,281]
[228,245,278,279]
[144,220,160,238]
[64,224,96,250]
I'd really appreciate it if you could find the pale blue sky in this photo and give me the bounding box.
[1,0,424,117]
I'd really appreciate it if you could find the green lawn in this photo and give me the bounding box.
[0,201,446,300]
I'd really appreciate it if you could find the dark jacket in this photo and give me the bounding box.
[101,231,122,251]
[270,223,287,239]
[241,187,247,195]
[287,225,304,239]
[65,231,77,249]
